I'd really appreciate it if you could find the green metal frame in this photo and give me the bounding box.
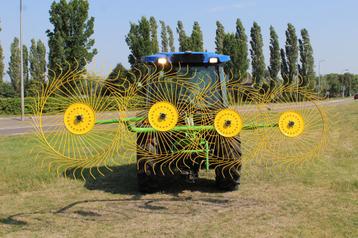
[96,117,278,132]
[95,117,277,171]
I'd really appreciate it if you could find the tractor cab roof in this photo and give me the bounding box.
[142,51,230,65]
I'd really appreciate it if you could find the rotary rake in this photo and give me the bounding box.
[32,52,329,192]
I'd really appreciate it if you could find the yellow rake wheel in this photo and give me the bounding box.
[278,111,305,138]
[64,103,96,135]
[32,69,133,179]
[262,84,329,165]
[148,101,178,132]
[133,74,207,175]
[214,109,243,138]
[192,80,269,174]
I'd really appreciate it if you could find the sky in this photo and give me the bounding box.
[0,0,357,80]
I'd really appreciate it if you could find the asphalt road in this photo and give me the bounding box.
[0,98,353,136]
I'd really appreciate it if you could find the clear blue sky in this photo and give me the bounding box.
[0,0,357,80]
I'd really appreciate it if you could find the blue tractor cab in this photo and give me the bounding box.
[142,52,230,106]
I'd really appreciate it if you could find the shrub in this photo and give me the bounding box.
[0,97,36,115]
[0,82,16,98]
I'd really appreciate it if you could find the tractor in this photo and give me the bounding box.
[134,52,241,193]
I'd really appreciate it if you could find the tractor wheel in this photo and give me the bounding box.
[136,133,161,193]
[215,166,241,191]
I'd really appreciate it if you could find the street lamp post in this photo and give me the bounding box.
[20,0,24,121]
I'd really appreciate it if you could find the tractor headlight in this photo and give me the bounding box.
[158,57,167,65]
[209,57,218,64]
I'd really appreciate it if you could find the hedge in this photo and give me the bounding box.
[0,96,145,115]
[0,97,63,115]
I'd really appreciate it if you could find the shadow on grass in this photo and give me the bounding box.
[0,216,27,226]
[64,164,222,195]
[1,165,237,228]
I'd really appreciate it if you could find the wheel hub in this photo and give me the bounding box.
[214,109,243,138]
[278,111,304,137]
[64,103,95,135]
[148,101,178,132]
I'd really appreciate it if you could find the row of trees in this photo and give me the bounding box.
[0,36,46,97]
[320,73,358,97]
[0,21,4,84]
[0,0,355,100]
[120,17,357,97]
[125,17,315,88]
[125,17,204,66]
[0,19,46,97]
[0,0,96,97]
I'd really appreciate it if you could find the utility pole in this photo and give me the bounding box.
[341,69,349,98]
[318,59,325,94]
[349,75,352,97]
[20,0,24,121]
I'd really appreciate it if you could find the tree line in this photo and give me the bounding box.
[0,20,47,97]
[0,0,357,99]
[320,73,357,97]
[123,16,316,88]
[0,0,96,97]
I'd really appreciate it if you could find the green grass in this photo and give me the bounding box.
[0,102,357,237]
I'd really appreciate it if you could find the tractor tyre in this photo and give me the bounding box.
[215,166,241,191]
[136,132,161,193]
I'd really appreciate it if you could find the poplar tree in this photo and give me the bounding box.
[177,21,190,51]
[149,17,159,53]
[222,33,242,82]
[218,19,248,80]
[215,21,225,54]
[160,20,168,52]
[0,43,3,83]
[167,25,175,52]
[235,18,249,78]
[126,16,152,66]
[0,21,4,83]
[298,28,315,87]
[23,45,29,86]
[250,22,265,85]
[280,48,289,83]
[7,37,28,94]
[27,39,46,96]
[284,23,298,84]
[190,21,204,51]
[268,26,280,81]
[29,39,46,82]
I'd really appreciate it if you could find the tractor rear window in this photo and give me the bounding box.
[143,65,227,108]
[175,66,226,107]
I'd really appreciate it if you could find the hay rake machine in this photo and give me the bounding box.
[32,52,329,192]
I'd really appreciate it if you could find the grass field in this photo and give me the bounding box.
[0,101,357,238]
